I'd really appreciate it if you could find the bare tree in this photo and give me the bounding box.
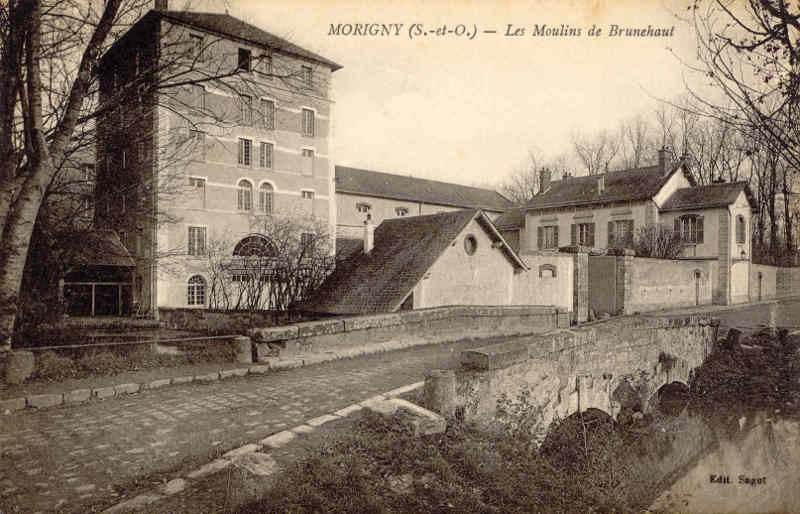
[617,115,658,169]
[501,147,571,203]
[571,129,620,175]
[633,224,684,259]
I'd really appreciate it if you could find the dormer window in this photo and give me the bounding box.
[395,207,408,216]
[356,203,371,214]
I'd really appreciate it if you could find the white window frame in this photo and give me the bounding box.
[241,94,252,126]
[356,202,371,213]
[301,147,315,158]
[187,275,206,306]
[542,225,558,249]
[237,179,253,211]
[301,65,312,87]
[187,226,207,256]
[258,181,275,213]
[261,98,275,129]
[395,207,409,216]
[238,138,252,167]
[259,141,274,169]
[301,108,315,137]
[301,189,315,200]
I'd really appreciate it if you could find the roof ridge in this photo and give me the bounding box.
[336,165,501,192]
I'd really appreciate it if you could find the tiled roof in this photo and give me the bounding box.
[72,230,135,267]
[303,210,524,315]
[335,237,363,261]
[660,181,754,212]
[523,163,689,211]
[158,11,342,70]
[494,207,526,230]
[335,166,513,212]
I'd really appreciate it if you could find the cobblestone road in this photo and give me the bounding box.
[0,339,484,513]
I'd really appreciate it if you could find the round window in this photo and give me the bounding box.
[464,234,477,255]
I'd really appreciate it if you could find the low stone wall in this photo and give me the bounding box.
[159,308,301,334]
[777,267,800,299]
[423,314,718,432]
[249,305,571,361]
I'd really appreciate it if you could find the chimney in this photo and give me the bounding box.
[538,167,551,194]
[658,147,667,173]
[597,175,605,194]
[363,214,374,254]
[154,0,168,11]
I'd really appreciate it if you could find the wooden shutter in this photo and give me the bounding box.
[626,220,635,246]
[697,217,704,244]
[674,217,681,238]
[553,226,559,248]
[608,221,615,247]
[571,224,577,245]
[588,223,595,246]
[537,226,543,249]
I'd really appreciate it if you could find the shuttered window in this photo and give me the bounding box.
[571,223,595,246]
[608,220,634,247]
[537,225,559,249]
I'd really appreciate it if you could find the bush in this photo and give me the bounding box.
[34,351,79,381]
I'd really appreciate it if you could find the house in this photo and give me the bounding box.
[495,149,756,305]
[94,2,341,314]
[335,165,513,239]
[303,209,529,315]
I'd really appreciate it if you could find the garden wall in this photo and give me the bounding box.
[628,258,714,312]
[512,252,573,311]
[158,308,303,334]
[751,264,778,301]
[249,305,570,361]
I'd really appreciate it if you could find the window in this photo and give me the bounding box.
[301,232,315,254]
[82,163,94,181]
[237,180,252,210]
[571,222,595,246]
[395,207,409,216]
[464,234,477,255]
[233,235,277,257]
[736,215,746,244]
[187,226,206,256]
[261,99,275,129]
[302,65,312,87]
[190,130,205,160]
[608,220,634,248]
[302,108,314,136]
[261,54,273,76]
[238,138,252,166]
[259,183,274,213]
[187,275,206,305]
[241,95,252,125]
[675,215,704,244]
[537,225,559,249]
[190,34,204,61]
[192,84,205,110]
[301,148,314,158]
[188,177,205,188]
[301,190,314,200]
[356,202,371,213]
[259,142,273,169]
[238,48,251,72]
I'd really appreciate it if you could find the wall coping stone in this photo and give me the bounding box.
[605,248,636,257]
[344,312,403,331]
[249,325,299,343]
[558,245,592,254]
[296,318,345,338]
[461,340,530,370]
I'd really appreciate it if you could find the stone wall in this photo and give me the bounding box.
[627,257,714,313]
[423,315,717,432]
[512,252,573,311]
[249,305,570,361]
[158,308,293,334]
[751,264,778,301]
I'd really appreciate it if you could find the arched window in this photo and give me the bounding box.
[187,275,206,306]
[736,215,746,244]
[233,235,278,257]
[258,183,274,213]
[237,179,252,210]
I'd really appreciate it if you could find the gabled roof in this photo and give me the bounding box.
[660,181,755,212]
[523,162,691,212]
[303,210,525,315]
[72,230,135,267]
[104,10,341,71]
[335,166,513,212]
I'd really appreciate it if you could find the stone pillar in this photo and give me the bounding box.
[5,350,34,384]
[559,245,589,324]
[610,248,635,315]
[717,211,731,305]
[423,369,457,418]
[233,335,253,364]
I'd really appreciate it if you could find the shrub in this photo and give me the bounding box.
[34,351,78,381]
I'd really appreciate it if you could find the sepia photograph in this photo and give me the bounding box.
[0,0,799,512]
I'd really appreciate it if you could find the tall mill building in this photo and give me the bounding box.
[95,2,341,315]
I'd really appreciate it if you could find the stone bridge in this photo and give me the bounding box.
[423,314,719,430]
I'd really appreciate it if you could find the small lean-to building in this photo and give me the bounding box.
[303,209,529,315]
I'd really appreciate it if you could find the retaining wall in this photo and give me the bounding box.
[751,264,778,301]
[158,308,313,334]
[423,314,717,431]
[249,305,571,361]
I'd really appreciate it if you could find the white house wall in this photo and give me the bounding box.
[512,253,573,311]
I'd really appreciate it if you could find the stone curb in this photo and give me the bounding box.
[100,381,425,513]
[2,312,454,416]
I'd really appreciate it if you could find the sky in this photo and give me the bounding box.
[192,0,703,189]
